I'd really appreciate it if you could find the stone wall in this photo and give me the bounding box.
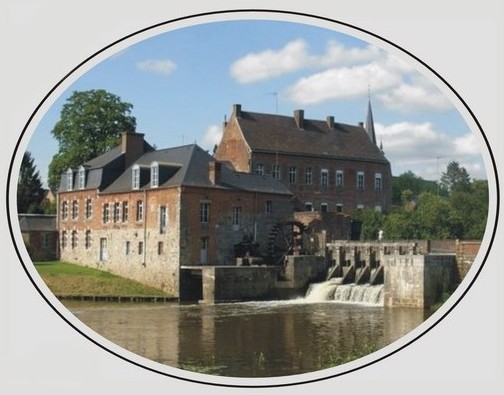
[383,254,456,308]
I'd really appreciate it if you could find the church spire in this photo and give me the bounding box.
[364,92,377,146]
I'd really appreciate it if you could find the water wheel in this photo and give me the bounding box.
[266,221,307,265]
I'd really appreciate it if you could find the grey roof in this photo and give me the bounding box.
[364,99,377,145]
[102,144,292,196]
[234,109,388,163]
[18,214,57,232]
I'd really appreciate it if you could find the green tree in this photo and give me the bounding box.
[440,161,471,193]
[48,89,136,191]
[391,171,439,204]
[17,151,45,213]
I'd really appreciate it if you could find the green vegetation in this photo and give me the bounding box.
[316,343,379,370]
[34,261,171,298]
[17,151,45,214]
[355,161,488,241]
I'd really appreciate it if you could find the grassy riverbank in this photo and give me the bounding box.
[34,261,172,299]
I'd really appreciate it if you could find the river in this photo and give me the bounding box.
[62,285,432,378]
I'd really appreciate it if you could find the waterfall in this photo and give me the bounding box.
[304,280,384,306]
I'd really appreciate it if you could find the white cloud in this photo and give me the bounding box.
[201,124,223,151]
[136,59,177,75]
[288,62,401,105]
[230,39,311,84]
[453,132,482,155]
[375,122,486,180]
[377,83,453,113]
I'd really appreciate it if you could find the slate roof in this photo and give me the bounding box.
[18,214,57,232]
[58,141,154,192]
[235,110,388,163]
[102,144,292,196]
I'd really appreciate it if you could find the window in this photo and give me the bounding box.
[151,162,159,188]
[265,200,273,214]
[125,241,131,255]
[305,168,313,185]
[103,203,110,223]
[113,202,120,223]
[321,169,328,187]
[321,203,328,212]
[122,201,129,222]
[66,169,73,191]
[200,202,210,223]
[232,206,241,228]
[78,166,86,189]
[158,241,164,255]
[305,202,313,211]
[272,165,281,180]
[254,163,264,176]
[159,205,168,234]
[336,204,343,213]
[132,165,140,190]
[71,230,77,249]
[71,200,78,220]
[288,166,297,183]
[375,205,382,212]
[42,233,49,249]
[375,173,382,191]
[61,231,67,249]
[336,170,344,187]
[357,171,365,189]
[85,199,92,219]
[357,204,365,209]
[85,230,91,249]
[136,200,144,221]
[138,241,144,255]
[61,201,68,220]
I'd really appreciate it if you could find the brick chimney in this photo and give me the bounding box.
[294,109,304,129]
[233,104,242,118]
[121,132,146,168]
[326,115,335,129]
[208,161,222,185]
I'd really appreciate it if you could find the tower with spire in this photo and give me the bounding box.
[364,96,377,146]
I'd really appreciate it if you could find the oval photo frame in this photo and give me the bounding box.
[7,9,499,388]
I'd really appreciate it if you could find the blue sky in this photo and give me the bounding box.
[27,19,486,187]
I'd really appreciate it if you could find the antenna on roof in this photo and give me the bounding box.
[267,91,278,114]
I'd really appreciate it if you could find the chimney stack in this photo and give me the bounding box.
[294,109,304,129]
[208,161,222,185]
[121,132,146,168]
[233,104,242,118]
[326,116,335,129]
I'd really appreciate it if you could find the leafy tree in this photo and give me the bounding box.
[391,171,439,204]
[17,151,45,213]
[440,161,471,193]
[48,89,136,191]
[352,208,384,240]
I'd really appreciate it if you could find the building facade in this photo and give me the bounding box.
[57,132,294,295]
[19,214,58,261]
[215,103,392,214]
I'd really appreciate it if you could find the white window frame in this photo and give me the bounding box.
[254,163,264,176]
[200,202,210,224]
[321,169,329,187]
[265,200,273,214]
[357,171,365,189]
[375,173,382,191]
[321,202,328,212]
[136,200,144,222]
[78,166,86,189]
[232,206,241,229]
[159,205,168,234]
[66,168,73,191]
[272,165,281,180]
[132,165,140,190]
[288,166,297,183]
[336,204,343,213]
[336,170,344,187]
[305,202,313,211]
[151,162,159,188]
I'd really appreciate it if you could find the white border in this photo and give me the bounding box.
[3,1,502,393]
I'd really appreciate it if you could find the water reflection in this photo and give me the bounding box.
[63,300,431,377]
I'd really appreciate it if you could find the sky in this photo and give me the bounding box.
[26,19,487,188]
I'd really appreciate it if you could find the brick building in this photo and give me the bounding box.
[215,102,392,214]
[19,214,58,261]
[57,132,294,295]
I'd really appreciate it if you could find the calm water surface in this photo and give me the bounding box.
[63,299,431,378]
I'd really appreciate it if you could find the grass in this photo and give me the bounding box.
[34,261,172,298]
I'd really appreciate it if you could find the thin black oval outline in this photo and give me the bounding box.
[6,8,500,389]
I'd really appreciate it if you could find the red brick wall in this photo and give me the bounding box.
[250,151,392,213]
[214,118,250,172]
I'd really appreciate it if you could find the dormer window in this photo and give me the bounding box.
[151,162,159,188]
[66,168,73,191]
[78,166,86,189]
[132,165,140,190]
